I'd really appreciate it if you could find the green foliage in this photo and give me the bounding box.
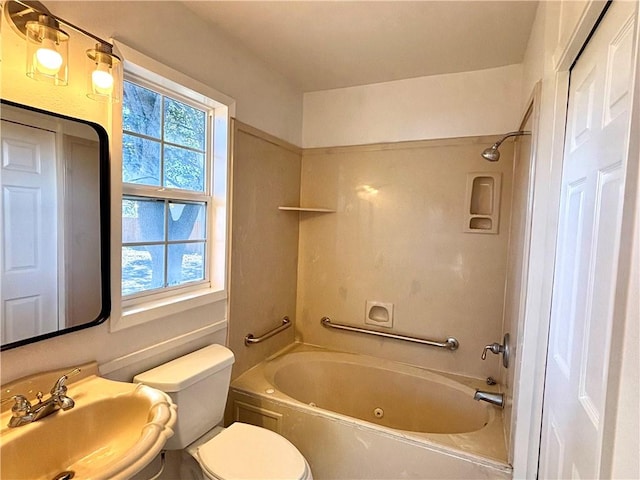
[122,199,136,218]
[121,80,209,296]
[123,82,161,138]
[164,98,206,150]
[165,146,204,191]
[122,80,206,192]
[122,134,161,186]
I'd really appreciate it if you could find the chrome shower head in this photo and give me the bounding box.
[481,131,532,162]
[481,144,501,162]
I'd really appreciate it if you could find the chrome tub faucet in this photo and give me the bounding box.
[3,368,80,428]
[473,390,504,408]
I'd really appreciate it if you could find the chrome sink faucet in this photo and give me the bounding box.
[3,368,80,428]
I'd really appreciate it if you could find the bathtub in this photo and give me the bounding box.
[228,344,512,479]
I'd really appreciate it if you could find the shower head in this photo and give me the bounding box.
[481,131,531,162]
[481,144,501,162]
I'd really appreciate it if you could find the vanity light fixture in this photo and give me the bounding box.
[4,0,122,102]
[86,42,121,102]
[25,14,69,85]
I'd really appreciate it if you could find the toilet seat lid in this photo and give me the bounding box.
[197,422,309,480]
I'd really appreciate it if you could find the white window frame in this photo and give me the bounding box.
[110,41,235,332]
[122,75,212,300]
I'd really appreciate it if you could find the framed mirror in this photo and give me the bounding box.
[0,100,110,350]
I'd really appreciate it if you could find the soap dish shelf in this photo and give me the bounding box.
[278,206,335,213]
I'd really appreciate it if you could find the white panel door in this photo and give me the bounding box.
[539,1,636,478]
[1,120,58,344]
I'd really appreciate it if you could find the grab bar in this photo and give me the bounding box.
[245,317,291,346]
[321,317,459,351]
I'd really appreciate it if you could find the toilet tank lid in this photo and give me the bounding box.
[133,344,235,392]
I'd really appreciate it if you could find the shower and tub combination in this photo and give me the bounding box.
[229,130,532,479]
[229,343,510,479]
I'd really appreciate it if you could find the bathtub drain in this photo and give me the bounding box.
[373,408,384,418]
[52,472,75,480]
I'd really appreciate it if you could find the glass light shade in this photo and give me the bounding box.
[25,17,69,85]
[87,45,121,103]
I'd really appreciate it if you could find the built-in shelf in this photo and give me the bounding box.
[278,206,336,213]
[463,172,501,234]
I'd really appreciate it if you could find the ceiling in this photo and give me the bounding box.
[183,1,539,92]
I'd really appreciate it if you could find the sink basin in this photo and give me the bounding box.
[0,363,177,480]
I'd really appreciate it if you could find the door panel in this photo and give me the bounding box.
[579,164,623,427]
[550,177,585,380]
[539,1,636,478]
[1,120,58,344]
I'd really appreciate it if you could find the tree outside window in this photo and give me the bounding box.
[122,80,210,297]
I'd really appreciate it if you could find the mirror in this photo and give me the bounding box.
[0,100,110,350]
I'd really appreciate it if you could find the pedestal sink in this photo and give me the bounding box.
[0,363,177,480]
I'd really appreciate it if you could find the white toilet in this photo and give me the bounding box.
[134,344,313,480]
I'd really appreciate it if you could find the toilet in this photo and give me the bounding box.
[134,344,313,480]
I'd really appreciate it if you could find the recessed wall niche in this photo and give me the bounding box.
[464,172,502,234]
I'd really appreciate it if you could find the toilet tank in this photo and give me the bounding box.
[134,344,235,450]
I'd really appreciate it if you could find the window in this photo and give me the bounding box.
[110,42,233,332]
[121,79,210,298]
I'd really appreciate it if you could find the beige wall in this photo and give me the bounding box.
[64,135,101,327]
[296,137,514,379]
[1,8,108,126]
[47,1,304,146]
[0,2,300,383]
[302,64,523,148]
[228,121,302,378]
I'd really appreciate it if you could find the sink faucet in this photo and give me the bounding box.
[4,368,80,428]
[473,390,504,408]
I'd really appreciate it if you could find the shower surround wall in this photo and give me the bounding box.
[228,121,302,378]
[296,137,514,379]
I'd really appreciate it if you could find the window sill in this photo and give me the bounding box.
[111,288,227,332]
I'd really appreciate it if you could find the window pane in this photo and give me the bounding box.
[168,202,206,241]
[123,134,161,186]
[123,81,162,138]
[122,198,165,243]
[164,98,206,150]
[122,245,165,295]
[164,145,205,191]
[167,242,205,286]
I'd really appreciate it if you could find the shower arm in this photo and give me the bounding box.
[491,130,531,148]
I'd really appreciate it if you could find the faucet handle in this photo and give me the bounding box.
[50,368,81,395]
[480,333,511,368]
[1,395,33,416]
[481,343,504,360]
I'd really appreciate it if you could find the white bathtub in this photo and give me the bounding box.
[228,344,511,479]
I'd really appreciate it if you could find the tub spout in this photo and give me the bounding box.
[473,390,504,408]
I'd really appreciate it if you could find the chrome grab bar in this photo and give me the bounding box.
[320,317,459,351]
[245,317,291,346]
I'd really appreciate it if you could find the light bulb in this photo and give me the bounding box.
[86,44,120,102]
[91,70,113,95]
[34,39,63,76]
[92,63,114,95]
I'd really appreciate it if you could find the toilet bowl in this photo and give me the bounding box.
[190,423,311,480]
[134,344,312,480]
